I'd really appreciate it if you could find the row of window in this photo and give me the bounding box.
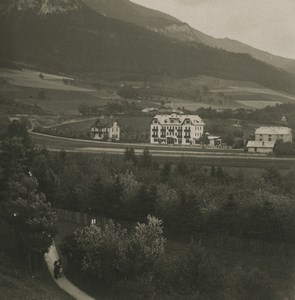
[153,119,201,125]
[153,138,194,144]
[151,126,203,131]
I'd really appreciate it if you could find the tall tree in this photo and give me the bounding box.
[140,147,152,168]
[6,175,57,271]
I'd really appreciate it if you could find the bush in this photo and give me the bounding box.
[72,215,165,281]
[228,266,274,300]
[274,141,295,156]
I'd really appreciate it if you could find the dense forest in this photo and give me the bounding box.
[1,120,295,299]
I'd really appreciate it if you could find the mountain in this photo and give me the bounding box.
[1,0,295,94]
[82,0,295,75]
[0,0,82,15]
[83,0,181,28]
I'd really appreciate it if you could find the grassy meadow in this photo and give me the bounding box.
[2,68,295,118]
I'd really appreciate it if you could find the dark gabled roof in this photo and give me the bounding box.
[92,118,119,128]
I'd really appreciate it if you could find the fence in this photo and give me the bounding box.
[57,208,108,227]
[57,209,295,257]
[194,232,295,258]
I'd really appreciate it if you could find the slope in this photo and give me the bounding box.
[0,1,295,94]
[0,252,73,300]
[83,0,181,28]
[83,0,295,74]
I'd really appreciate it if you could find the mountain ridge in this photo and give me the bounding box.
[82,0,295,74]
[0,0,295,95]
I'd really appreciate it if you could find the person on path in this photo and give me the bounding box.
[58,259,63,278]
[53,260,59,279]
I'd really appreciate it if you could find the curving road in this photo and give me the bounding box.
[30,132,295,169]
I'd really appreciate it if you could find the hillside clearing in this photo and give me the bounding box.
[0,68,94,92]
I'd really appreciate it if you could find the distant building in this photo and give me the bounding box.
[208,135,222,147]
[91,118,120,142]
[281,116,287,124]
[142,107,158,114]
[254,127,292,143]
[246,141,275,154]
[150,113,205,145]
[246,126,292,153]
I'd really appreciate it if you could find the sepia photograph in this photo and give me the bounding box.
[0,0,295,299]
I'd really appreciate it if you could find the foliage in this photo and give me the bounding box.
[75,221,128,281]
[199,133,209,146]
[6,119,32,148]
[78,103,91,116]
[140,147,153,168]
[274,141,295,156]
[117,85,138,99]
[73,215,165,281]
[128,215,165,276]
[197,103,295,131]
[51,151,295,244]
[124,147,137,164]
[66,230,278,299]
[0,122,57,271]
[6,176,57,260]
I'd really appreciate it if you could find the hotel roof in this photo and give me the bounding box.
[153,114,205,126]
[255,127,292,135]
[246,141,275,148]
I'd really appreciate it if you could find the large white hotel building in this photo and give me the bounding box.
[150,113,205,145]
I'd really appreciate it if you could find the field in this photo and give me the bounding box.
[236,100,283,109]
[167,96,218,110]
[2,68,295,117]
[0,68,93,92]
[137,75,295,110]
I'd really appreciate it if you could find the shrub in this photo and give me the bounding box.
[274,141,295,156]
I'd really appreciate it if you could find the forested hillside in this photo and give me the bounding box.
[83,0,295,75]
[0,6,295,94]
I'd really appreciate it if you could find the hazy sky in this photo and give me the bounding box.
[132,0,295,59]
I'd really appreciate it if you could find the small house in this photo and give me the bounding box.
[91,118,120,142]
[246,141,275,154]
[208,135,222,147]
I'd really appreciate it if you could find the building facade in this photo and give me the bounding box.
[254,127,292,143]
[150,113,205,145]
[246,126,292,153]
[91,119,120,142]
[246,141,275,154]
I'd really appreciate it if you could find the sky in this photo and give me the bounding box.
[132,0,295,59]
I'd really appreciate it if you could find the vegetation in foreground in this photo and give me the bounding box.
[0,120,60,297]
[60,217,294,300]
[1,120,295,299]
[0,252,72,300]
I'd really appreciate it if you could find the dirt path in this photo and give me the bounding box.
[45,244,95,300]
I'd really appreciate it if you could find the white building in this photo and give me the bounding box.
[91,118,120,142]
[255,127,292,143]
[150,113,205,145]
[246,126,292,153]
[246,141,276,154]
[208,135,222,147]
